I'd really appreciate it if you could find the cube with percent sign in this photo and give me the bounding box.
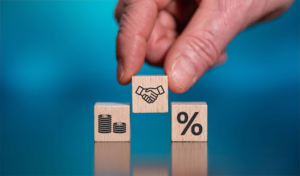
[171,102,207,141]
[132,75,168,113]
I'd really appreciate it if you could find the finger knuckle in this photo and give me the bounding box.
[123,0,167,9]
[184,30,219,68]
[123,0,140,6]
[114,10,121,21]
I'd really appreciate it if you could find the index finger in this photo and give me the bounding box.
[116,0,171,84]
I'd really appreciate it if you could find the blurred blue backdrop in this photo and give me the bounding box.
[1,1,299,175]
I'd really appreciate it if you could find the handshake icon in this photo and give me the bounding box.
[135,85,165,104]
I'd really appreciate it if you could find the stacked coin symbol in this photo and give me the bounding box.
[98,114,112,133]
[113,122,126,133]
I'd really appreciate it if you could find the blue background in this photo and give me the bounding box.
[1,1,299,175]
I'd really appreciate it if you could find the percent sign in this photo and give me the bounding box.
[177,112,202,136]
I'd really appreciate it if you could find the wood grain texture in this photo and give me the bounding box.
[94,103,130,141]
[132,75,168,113]
[172,142,207,176]
[94,142,130,176]
[171,102,207,141]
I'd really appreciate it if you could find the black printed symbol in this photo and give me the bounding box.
[135,85,165,104]
[98,114,112,133]
[98,114,126,134]
[177,112,202,136]
[113,122,126,133]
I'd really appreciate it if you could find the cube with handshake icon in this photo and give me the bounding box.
[135,85,165,104]
[132,76,168,113]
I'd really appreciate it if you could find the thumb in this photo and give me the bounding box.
[164,0,258,93]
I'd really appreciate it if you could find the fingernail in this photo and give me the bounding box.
[171,55,197,91]
[117,60,125,82]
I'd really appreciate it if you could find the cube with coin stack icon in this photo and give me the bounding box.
[132,75,168,113]
[94,103,130,141]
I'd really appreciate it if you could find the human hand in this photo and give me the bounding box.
[114,0,293,93]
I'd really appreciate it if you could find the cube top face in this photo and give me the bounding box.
[171,102,207,141]
[95,102,129,106]
[132,75,168,113]
[94,103,130,141]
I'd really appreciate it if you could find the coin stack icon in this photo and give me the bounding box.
[98,114,112,133]
[113,122,126,133]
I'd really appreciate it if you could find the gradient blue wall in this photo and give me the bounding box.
[1,1,299,175]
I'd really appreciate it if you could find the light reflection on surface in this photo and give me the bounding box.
[133,163,169,176]
[94,142,207,176]
[94,142,130,176]
[172,142,207,176]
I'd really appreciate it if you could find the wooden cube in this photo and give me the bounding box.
[171,102,207,141]
[94,103,130,141]
[132,75,168,113]
[94,142,130,175]
[172,142,207,176]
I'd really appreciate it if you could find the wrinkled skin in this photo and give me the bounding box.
[114,0,294,93]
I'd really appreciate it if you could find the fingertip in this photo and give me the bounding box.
[168,76,191,93]
[118,76,132,85]
[117,61,131,85]
[165,55,197,93]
